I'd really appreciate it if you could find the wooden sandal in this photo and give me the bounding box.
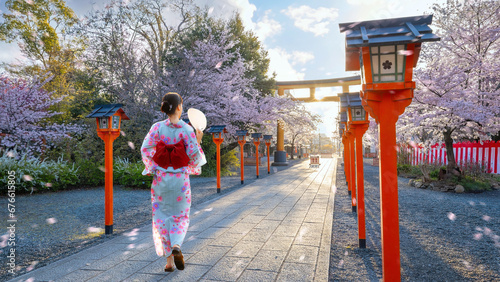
[172,246,185,270]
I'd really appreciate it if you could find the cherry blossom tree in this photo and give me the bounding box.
[0,75,82,157]
[364,118,379,154]
[165,30,301,134]
[398,0,500,173]
[281,103,321,159]
[78,0,315,158]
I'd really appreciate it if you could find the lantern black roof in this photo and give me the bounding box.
[340,112,348,123]
[339,15,440,71]
[263,135,273,140]
[86,104,130,120]
[339,93,362,109]
[251,133,262,139]
[236,130,248,136]
[339,15,440,48]
[207,125,227,133]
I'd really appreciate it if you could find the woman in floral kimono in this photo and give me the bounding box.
[141,92,206,272]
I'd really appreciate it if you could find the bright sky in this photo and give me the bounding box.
[0,0,445,137]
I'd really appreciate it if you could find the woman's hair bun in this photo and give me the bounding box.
[161,92,183,115]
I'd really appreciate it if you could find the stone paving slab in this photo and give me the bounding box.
[9,158,337,282]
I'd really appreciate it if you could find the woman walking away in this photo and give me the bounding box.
[141,92,206,272]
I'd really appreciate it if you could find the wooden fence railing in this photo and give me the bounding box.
[401,141,500,174]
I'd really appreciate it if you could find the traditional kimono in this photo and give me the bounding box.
[141,118,206,257]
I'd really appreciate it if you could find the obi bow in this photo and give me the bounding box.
[152,140,190,170]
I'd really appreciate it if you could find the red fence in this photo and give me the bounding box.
[404,141,500,174]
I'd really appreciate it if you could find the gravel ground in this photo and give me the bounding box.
[329,158,500,281]
[0,158,304,281]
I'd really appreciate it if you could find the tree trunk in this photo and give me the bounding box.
[443,129,461,178]
[290,140,294,160]
[221,142,239,155]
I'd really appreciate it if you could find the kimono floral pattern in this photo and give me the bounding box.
[141,119,206,257]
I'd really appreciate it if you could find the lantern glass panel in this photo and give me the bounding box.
[214,133,220,139]
[380,45,395,53]
[370,45,406,83]
[372,55,379,80]
[112,116,120,129]
[396,45,405,73]
[351,107,366,121]
[99,117,109,129]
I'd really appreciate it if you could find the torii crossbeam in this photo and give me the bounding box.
[273,75,361,166]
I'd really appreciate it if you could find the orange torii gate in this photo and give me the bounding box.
[273,76,361,166]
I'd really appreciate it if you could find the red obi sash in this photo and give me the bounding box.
[152,140,190,170]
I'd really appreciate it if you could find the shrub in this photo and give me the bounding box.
[114,157,152,189]
[397,164,422,177]
[410,165,423,176]
[199,135,239,177]
[0,151,79,193]
[429,166,446,180]
[76,158,105,187]
[459,159,490,178]
[459,176,490,192]
[397,164,412,174]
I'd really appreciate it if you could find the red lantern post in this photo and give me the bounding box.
[340,91,371,247]
[264,135,273,174]
[340,15,439,281]
[236,130,248,184]
[347,126,356,212]
[252,133,263,178]
[208,125,227,193]
[342,132,351,195]
[86,104,129,235]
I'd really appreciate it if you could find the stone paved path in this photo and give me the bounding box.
[10,157,337,282]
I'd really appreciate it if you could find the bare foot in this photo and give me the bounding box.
[165,254,174,270]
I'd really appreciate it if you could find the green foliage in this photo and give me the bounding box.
[200,135,239,177]
[227,14,276,95]
[114,158,152,189]
[76,158,104,187]
[397,164,422,177]
[221,149,240,176]
[0,0,78,65]
[444,174,491,193]
[429,166,446,180]
[459,177,490,192]
[0,0,89,124]
[0,153,79,193]
[397,164,412,174]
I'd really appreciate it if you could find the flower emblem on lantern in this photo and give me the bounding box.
[382,60,392,70]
